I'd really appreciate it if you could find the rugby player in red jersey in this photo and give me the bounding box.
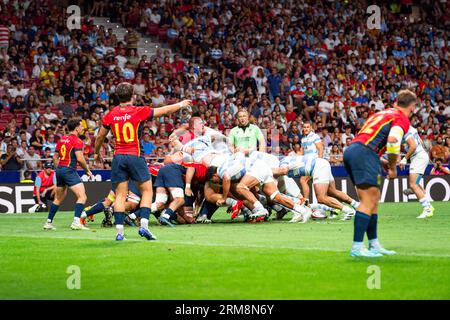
[343,89,417,257]
[94,82,192,241]
[43,118,94,230]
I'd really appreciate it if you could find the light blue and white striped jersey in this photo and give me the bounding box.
[217,154,247,181]
[184,135,213,163]
[279,155,317,178]
[204,127,231,155]
[247,151,280,169]
[403,126,427,158]
[301,131,322,157]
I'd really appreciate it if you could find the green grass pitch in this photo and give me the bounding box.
[0,202,449,300]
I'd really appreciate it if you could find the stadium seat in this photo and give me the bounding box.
[0,113,14,121]
[158,27,168,42]
[147,23,159,37]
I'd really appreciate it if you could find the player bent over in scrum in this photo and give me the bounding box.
[43,118,94,230]
[400,126,434,218]
[239,157,311,221]
[273,155,359,222]
[197,177,253,223]
[153,163,195,227]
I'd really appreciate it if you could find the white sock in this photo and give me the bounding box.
[293,204,306,214]
[310,203,333,211]
[351,200,360,209]
[352,241,363,251]
[128,213,136,220]
[141,218,149,229]
[369,238,381,249]
[253,201,264,212]
[47,219,52,223]
[342,206,355,215]
[419,197,431,209]
[225,198,237,206]
[116,224,124,235]
[73,217,80,223]
[80,212,87,219]
[151,203,158,212]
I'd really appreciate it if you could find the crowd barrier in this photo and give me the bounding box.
[1,175,449,213]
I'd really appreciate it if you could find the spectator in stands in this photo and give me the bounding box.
[430,159,450,175]
[42,134,56,156]
[329,143,344,166]
[431,136,447,162]
[23,145,42,171]
[29,129,44,152]
[0,132,12,155]
[0,143,23,171]
[141,132,156,156]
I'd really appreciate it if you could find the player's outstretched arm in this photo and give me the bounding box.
[153,100,192,118]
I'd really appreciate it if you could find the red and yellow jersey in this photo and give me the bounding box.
[102,106,154,156]
[55,134,83,168]
[352,108,410,155]
[33,170,55,196]
[181,161,207,183]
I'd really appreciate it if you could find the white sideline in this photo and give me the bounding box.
[0,233,448,258]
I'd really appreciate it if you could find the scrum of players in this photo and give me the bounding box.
[79,115,361,230]
[79,121,434,232]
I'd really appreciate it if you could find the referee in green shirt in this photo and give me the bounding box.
[228,109,266,155]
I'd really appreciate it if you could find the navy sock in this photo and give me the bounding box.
[85,201,105,216]
[201,201,219,219]
[353,211,371,242]
[114,212,125,225]
[165,208,177,220]
[74,203,84,218]
[134,208,141,217]
[139,207,150,220]
[366,214,378,240]
[47,204,59,222]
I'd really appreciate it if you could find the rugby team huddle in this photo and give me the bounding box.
[42,83,432,257]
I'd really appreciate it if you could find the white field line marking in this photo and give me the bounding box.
[0,233,449,258]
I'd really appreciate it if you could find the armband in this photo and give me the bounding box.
[386,126,404,155]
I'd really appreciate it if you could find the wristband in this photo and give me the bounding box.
[186,183,191,188]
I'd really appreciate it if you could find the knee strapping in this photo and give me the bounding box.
[155,193,168,204]
[270,190,280,201]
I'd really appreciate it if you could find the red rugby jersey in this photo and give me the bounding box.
[148,164,162,176]
[102,106,154,156]
[352,108,410,155]
[55,134,84,169]
[181,161,207,183]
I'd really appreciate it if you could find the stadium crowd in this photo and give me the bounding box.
[0,0,449,174]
